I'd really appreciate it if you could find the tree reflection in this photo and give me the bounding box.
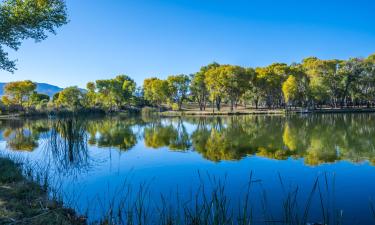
[0,120,49,151]
[188,114,375,165]
[2,114,375,166]
[86,118,138,151]
[143,118,191,151]
[45,118,91,175]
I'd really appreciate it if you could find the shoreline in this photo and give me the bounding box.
[2,107,375,119]
[0,158,86,225]
[159,107,375,116]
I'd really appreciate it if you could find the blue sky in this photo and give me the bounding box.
[1,0,375,88]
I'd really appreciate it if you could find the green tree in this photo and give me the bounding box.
[191,62,220,111]
[55,86,84,111]
[302,57,341,108]
[167,74,190,110]
[338,58,365,107]
[282,75,298,107]
[122,78,137,105]
[206,65,251,111]
[220,65,251,111]
[28,91,50,107]
[0,0,67,72]
[255,63,289,108]
[96,75,136,111]
[143,77,169,108]
[83,82,97,108]
[3,80,36,105]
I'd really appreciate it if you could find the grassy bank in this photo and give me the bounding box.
[0,158,85,225]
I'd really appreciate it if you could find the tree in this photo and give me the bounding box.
[205,65,252,112]
[302,57,341,108]
[167,74,190,110]
[3,80,36,105]
[28,92,50,106]
[282,75,298,107]
[83,82,97,108]
[96,75,136,111]
[143,77,168,108]
[122,78,137,106]
[54,86,84,111]
[0,0,68,72]
[255,63,289,108]
[338,58,365,107]
[219,65,251,111]
[191,62,220,111]
[205,67,226,111]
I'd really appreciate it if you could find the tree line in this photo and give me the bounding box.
[1,53,375,114]
[143,53,375,111]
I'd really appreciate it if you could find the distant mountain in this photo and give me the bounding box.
[0,82,63,97]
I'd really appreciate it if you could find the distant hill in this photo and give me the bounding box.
[0,82,63,97]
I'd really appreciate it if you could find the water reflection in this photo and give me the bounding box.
[1,114,375,169]
[0,120,49,151]
[144,118,190,150]
[45,118,91,175]
[86,118,138,151]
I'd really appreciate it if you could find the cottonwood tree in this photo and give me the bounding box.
[2,80,36,105]
[54,86,84,112]
[143,77,169,108]
[282,75,298,108]
[255,63,289,108]
[0,0,67,72]
[95,75,136,111]
[167,74,190,111]
[191,62,220,111]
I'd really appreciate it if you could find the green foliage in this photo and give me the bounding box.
[255,63,289,108]
[0,0,67,72]
[205,65,252,111]
[54,86,84,111]
[143,77,169,107]
[95,75,136,111]
[2,53,375,114]
[282,75,298,103]
[3,80,36,105]
[191,62,220,111]
[28,92,50,105]
[166,74,190,110]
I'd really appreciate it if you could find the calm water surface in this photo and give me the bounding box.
[1,114,375,224]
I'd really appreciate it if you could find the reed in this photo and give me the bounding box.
[1,155,373,225]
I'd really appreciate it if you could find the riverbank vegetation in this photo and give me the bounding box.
[0,158,85,225]
[1,53,375,116]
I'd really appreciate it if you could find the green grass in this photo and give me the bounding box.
[0,158,86,225]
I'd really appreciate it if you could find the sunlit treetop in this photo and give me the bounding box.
[0,0,67,72]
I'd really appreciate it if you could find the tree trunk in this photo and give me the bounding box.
[216,96,221,111]
[230,99,234,112]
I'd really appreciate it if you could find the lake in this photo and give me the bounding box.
[1,114,375,224]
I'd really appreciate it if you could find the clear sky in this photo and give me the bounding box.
[1,0,375,88]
